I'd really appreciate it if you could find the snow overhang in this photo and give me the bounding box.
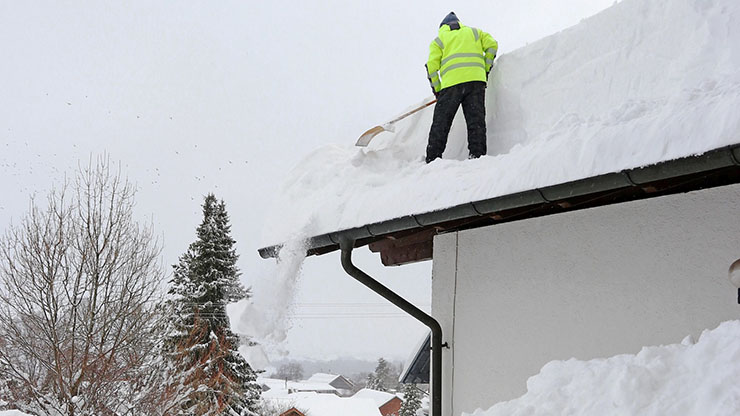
[259,144,740,265]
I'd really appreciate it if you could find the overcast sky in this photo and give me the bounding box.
[0,0,618,362]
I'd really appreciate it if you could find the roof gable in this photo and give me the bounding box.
[306,373,355,389]
[401,332,431,384]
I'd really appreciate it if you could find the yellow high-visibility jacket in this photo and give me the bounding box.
[426,23,498,92]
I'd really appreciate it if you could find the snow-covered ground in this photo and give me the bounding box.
[465,320,740,416]
[262,0,740,247]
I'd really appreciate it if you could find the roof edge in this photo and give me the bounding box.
[259,144,740,260]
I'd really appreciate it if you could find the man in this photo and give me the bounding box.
[425,12,498,163]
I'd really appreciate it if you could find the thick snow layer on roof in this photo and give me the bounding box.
[0,411,33,416]
[262,0,740,247]
[268,392,382,416]
[464,320,740,416]
[353,388,397,406]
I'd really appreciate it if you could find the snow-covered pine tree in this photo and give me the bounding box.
[399,384,422,416]
[366,373,381,391]
[166,194,260,416]
[367,357,391,392]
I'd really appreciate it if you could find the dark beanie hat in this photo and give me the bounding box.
[440,12,459,27]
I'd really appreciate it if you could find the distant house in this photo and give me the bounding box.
[353,388,403,416]
[289,381,338,395]
[259,377,338,396]
[305,373,356,396]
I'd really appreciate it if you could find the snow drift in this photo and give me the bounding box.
[262,0,740,246]
[464,320,740,416]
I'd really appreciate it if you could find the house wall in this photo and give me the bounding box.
[432,183,740,415]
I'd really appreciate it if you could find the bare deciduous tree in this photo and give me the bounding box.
[272,362,304,382]
[0,158,166,416]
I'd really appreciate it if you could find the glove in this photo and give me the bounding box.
[425,64,440,99]
[486,55,496,79]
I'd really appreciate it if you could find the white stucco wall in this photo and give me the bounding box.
[432,182,740,415]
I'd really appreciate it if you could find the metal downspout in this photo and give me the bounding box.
[338,236,444,416]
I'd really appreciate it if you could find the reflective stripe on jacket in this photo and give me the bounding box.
[426,23,498,92]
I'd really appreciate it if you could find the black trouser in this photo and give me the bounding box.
[426,81,487,163]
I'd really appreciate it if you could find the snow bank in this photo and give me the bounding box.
[262,0,740,246]
[464,320,740,416]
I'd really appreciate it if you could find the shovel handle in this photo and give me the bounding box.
[387,99,437,124]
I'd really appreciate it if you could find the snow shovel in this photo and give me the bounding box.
[355,97,437,147]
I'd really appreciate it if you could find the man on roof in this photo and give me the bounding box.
[425,12,498,163]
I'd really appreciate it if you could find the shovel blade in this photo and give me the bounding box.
[355,97,436,147]
[355,125,386,147]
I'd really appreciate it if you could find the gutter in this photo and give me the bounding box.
[259,144,740,260]
[338,236,444,416]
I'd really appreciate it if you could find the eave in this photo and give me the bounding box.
[259,144,740,266]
